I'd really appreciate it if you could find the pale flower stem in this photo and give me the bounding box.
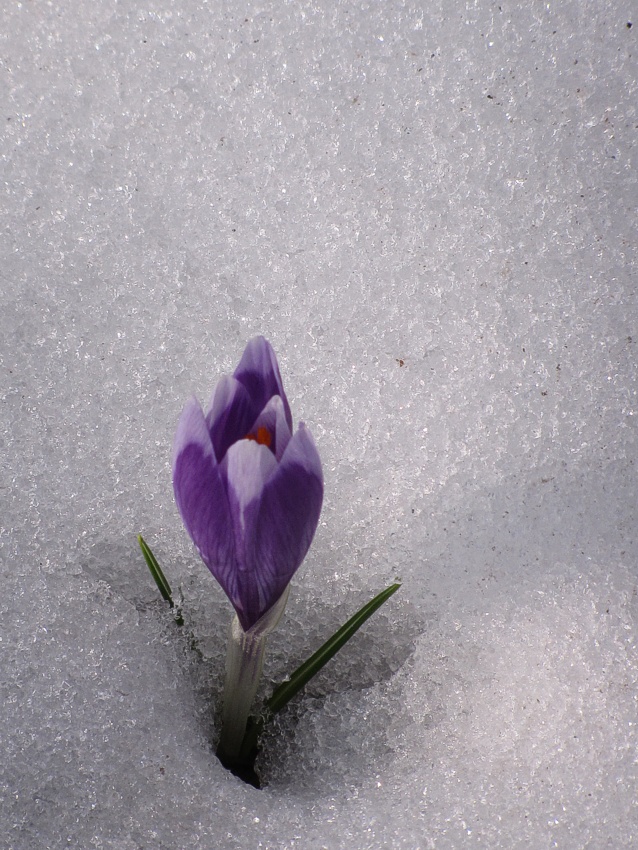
[218,617,268,761]
[217,587,290,765]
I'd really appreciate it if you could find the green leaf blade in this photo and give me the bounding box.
[267,582,401,716]
[138,534,174,605]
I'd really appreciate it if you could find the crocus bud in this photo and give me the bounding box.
[173,336,323,630]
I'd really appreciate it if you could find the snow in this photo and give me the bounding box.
[1,1,636,848]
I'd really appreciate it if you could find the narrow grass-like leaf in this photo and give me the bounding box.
[138,534,173,603]
[237,582,401,763]
[138,534,184,625]
[267,582,401,715]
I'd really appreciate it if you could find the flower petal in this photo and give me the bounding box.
[247,394,293,461]
[221,438,279,628]
[172,395,214,468]
[236,423,323,629]
[172,397,237,598]
[233,336,293,430]
[205,375,257,462]
[223,438,279,537]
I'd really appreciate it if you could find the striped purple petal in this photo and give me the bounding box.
[230,424,323,630]
[172,398,237,595]
[233,336,293,431]
[205,375,256,462]
[246,394,292,461]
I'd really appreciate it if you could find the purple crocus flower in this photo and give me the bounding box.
[173,336,323,632]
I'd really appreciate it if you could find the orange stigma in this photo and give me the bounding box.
[245,426,272,448]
